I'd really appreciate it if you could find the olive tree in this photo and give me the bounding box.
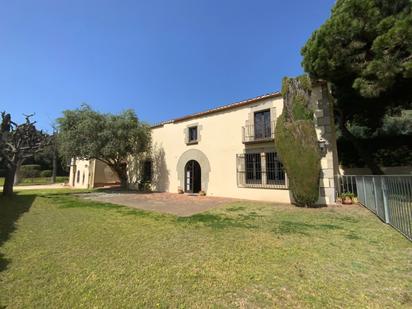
[57,105,151,188]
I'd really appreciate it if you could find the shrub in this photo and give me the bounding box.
[20,164,41,178]
[340,192,355,199]
[40,170,52,177]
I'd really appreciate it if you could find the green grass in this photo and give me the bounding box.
[0,176,68,186]
[0,191,411,308]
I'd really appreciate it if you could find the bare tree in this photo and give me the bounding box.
[0,112,49,196]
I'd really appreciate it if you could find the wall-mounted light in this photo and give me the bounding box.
[318,138,329,154]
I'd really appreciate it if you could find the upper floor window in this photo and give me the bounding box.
[254,110,271,139]
[188,126,198,143]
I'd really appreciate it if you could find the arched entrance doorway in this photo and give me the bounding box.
[185,160,201,193]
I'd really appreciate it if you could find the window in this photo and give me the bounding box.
[236,152,287,189]
[266,152,285,185]
[76,170,80,183]
[142,160,152,182]
[188,126,198,143]
[245,153,261,184]
[254,110,271,139]
[82,172,85,184]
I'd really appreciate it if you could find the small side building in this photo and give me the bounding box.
[69,159,120,189]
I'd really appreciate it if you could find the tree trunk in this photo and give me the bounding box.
[13,160,22,185]
[112,163,128,188]
[52,145,57,183]
[3,166,16,196]
[337,115,384,175]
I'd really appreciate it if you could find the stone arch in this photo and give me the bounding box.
[176,149,211,192]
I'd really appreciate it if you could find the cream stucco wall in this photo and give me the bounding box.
[70,159,93,189]
[93,159,120,185]
[69,159,119,188]
[150,96,292,203]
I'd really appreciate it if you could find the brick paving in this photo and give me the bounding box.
[79,191,239,216]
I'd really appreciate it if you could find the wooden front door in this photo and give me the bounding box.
[185,160,201,193]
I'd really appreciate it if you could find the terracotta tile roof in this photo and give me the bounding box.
[151,91,281,128]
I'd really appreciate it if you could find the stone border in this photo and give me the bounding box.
[176,149,211,192]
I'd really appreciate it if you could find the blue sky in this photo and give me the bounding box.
[0,0,335,132]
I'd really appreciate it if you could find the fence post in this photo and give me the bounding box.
[335,175,340,198]
[373,176,379,213]
[381,177,390,224]
[362,176,367,206]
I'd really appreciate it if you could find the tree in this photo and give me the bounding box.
[275,76,321,207]
[57,105,151,188]
[0,112,49,196]
[301,0,412,174]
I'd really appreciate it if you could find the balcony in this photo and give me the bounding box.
[242,121,275,144]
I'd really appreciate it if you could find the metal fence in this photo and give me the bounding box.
[336,175,412,241]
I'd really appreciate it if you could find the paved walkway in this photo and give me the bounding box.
[79,191,239,216]
[14,183,69,190]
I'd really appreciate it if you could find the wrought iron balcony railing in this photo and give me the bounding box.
[242,121,275,143]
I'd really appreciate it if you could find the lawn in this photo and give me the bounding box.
[0,191,411,308]
[0,176,68,186]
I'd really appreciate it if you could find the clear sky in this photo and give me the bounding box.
[0,0,335,131]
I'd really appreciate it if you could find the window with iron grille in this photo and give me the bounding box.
[266,152,285,185]
[245,153,262,184]
[236,152,287,189]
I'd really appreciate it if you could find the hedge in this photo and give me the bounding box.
[40,170,53,177]
[20,164,41,178]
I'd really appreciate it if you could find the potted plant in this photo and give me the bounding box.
[177,187,184,194]
[199,190,206,196]
[340,192,355,205]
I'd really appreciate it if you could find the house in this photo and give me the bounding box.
[70,82,339,204]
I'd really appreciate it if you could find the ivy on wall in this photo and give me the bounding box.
[275,75,321,207]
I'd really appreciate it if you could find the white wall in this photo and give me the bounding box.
[69,159,120,188]
[93,160,120,185]
[70,159,92,189]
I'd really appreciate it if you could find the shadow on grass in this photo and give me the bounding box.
[273,220,343,236]
[0,194,36,273]
[226,206,247,212]
[49,193,169,221]
[337,216,360,224]
[177,213,257,229]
